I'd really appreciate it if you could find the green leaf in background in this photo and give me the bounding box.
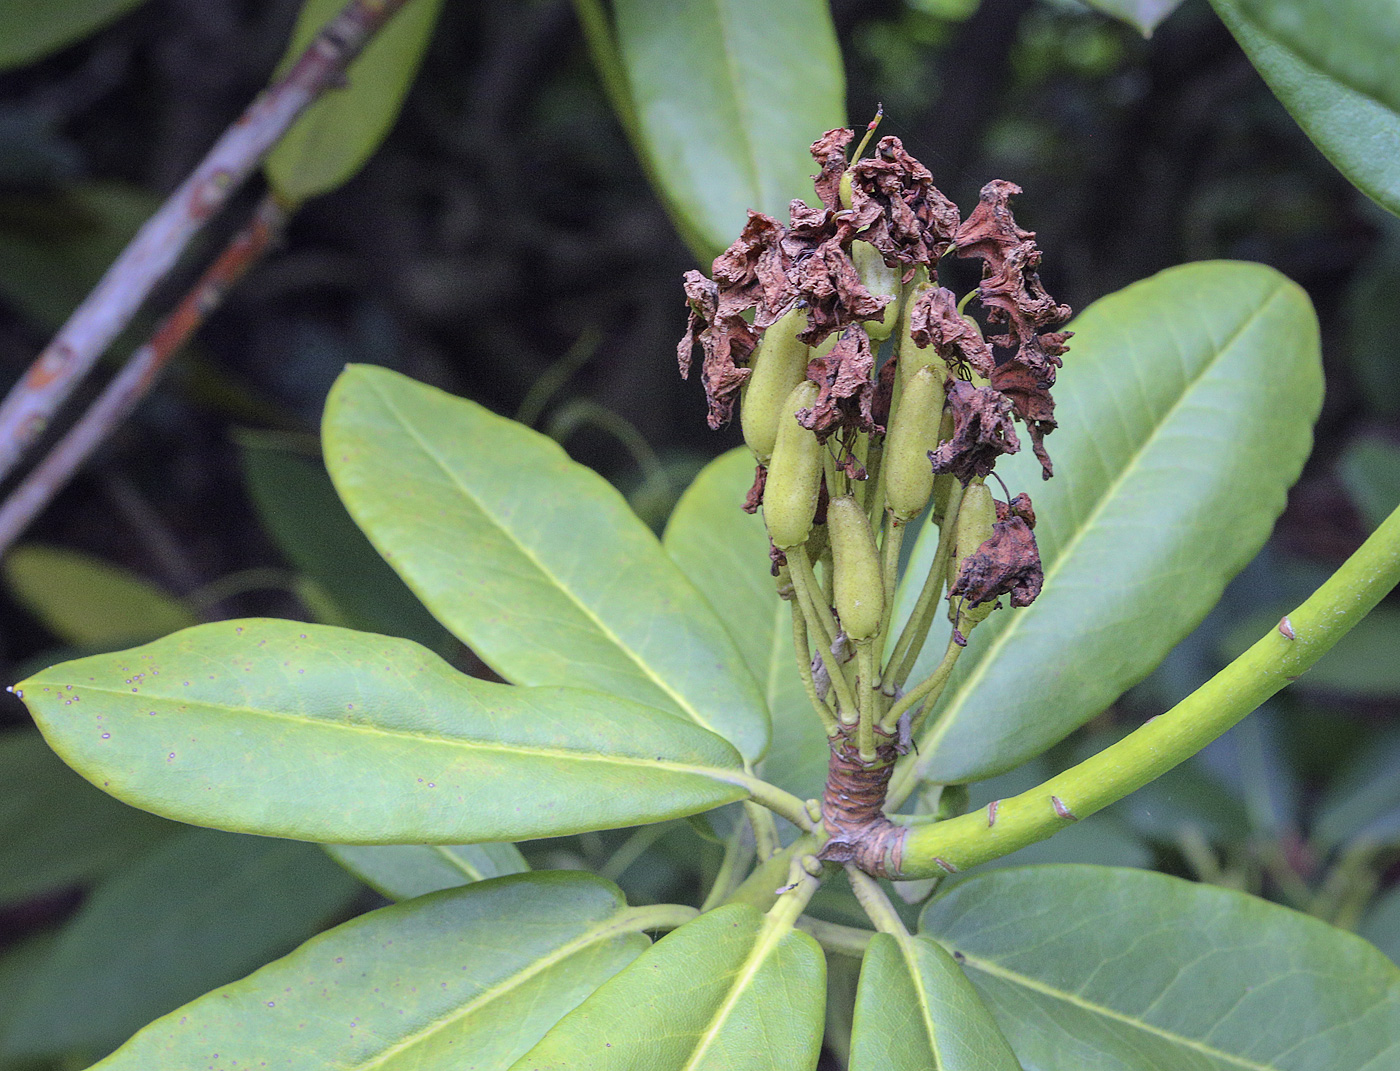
[85,871,656,1071]
[0,729,173,907]
[611,0,845,259]
[511,902,825,1071]
[922,865,1400,1071]
[1210,0,1400,219]
[237,431,448,650]
[848,931,1020,1071]
[1314,729,1400,851]
[324,364,770,762]
[1362,884,1400,967]
[0,0,150,71]
[0,826,360,1066]
[1338,433,1400,532]
[664,447,828,801]
[1345,227,1400,420]
[896,261,1321,785]
[264,0,444,205]
[324,841,528,901]
[1237,0,1400,120]
[0,182,159,328]
[18,618,749,843]
[1081,0,1185,38]
[3,544,195,648]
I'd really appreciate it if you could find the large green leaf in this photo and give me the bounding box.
[17,618,749,842]
[0,0,150,71]
[323,364,769,762]
[1314,729,1400,851]
[84,871,655,1071]
[511,902,825,1070]
[3,544,196,647]
[612,0,845,259]
[895,261,1321,785]
[238,432,447,650]
[264,0,444,205]
[922,865,1400,1070]
[0,827,359,1065]
[664,447,828,800]
[1210,0,1400,219]
[324,841,528,901]
[0,729,173,907]
[849,931,1019,1071]
[1339,433,1400,532]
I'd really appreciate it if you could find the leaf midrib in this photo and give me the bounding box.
[914,278,1291,767]
[61,682,744,782]
[681,912,789,1071]
[351,911,644,1071]
[960,949,1279,1071]
[361,375,723,742]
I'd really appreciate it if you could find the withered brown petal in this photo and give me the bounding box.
[743,463,767,514]
[792,239,891,345]
[712,210,794,327]
[811,128,855,211]
[950,515,1043,608]
[928,379,1020,484]
[798,326,877,439]
[847,136,959,268]
[908,286,995,379]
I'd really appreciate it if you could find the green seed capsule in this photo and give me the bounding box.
[828,494,884,641]
[883,365,946,521]
[948,480,997,625]
[895,271,937,387]
[740,307,810,464]
[764,381,824,549]
[851,242,901,342]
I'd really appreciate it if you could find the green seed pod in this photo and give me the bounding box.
[763,381,824,550]
[740,307,810,463]
[948,480,997,626]
[828,494,884,641]
[851,242,901,342]
[895,271,937,387]
[839,170,854,210]
[883,365,946,521]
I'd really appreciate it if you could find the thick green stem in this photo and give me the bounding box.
[857,642,879,762]
[701,821,755,912]
[728,771,817,833]
[790,543,858,720]
[881,634,962,736]
[616,902,701,934]
[846,865,909,937]
[885,482,964,688]
[892,504,1400,880]
[745,800,780,861]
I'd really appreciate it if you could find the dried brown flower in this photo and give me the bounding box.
[928,379,1020,484]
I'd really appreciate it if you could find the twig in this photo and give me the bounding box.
[0,196,288,556]
[0,0,410,485]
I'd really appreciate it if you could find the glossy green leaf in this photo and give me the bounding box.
[511,902,825,1070]
[1210,0,1400,218]
[1082,0,1184,37]
[238,432,447,650]
[3,544,195,647]
[18,618,749,843]
[664,447,828,800]
[922,865,1400,1070]
[897,261,1321,783]
[612,0,844,258]
[324,364,769,762]
[0,827,359,1065]
[85,871,654,1071]
[1339,433,1400,533]
[849,931,1020,1071]
[324,841,528,901]
[0,729,173,907]
[264,0,443,204]
[1315,729,1400,851]
[0,0,149,71]
[1361,884,1400,966]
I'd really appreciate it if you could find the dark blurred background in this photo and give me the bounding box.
[2,0,1399,1025]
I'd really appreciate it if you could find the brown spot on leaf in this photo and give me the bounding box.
[928,379,1019,484]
